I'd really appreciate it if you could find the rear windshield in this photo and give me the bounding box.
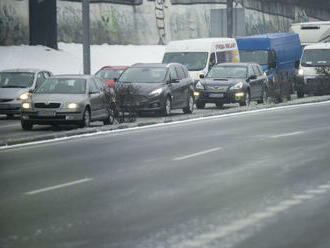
[301,49,330,67]
[119,67,167,83]
[163,52,208,71]
[96,69,125,79]
[206,66,247,79]
[34,78,86,94]
[0,72,34,88]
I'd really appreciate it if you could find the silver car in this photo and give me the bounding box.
[0,69,52,117]
[21,75,115,130]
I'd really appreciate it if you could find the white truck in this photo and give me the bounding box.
[290,21,330,46]
[162,38,240,83]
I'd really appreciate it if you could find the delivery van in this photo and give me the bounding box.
[162,38,240,82]
[236,33,302,101]
[290,21,330,46]
[295,43,330,97]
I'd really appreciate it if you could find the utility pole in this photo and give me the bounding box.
[82,0,90,74]
[227,0,233,38]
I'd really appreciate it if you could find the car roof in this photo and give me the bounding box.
[304,43,330,49]
[216,62,257,67]
[99,66,129,70]
[0,68,47,73]
[51,74,93,79]
[130,63,181,68]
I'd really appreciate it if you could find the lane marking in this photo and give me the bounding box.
[24,178,93,195]
[0,124,20,129]
[173,147,222,161]
[176,182,330,248]
[269,131,304,139]
[2,100,330,151]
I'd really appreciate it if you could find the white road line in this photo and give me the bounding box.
[0,124,20,129]
[176,182,330,248]
[270,131,304,139]
[173,147,222,161]
[24,178,93,195]
[2,100,330,151]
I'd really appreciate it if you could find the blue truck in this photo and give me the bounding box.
[236,33,302,101]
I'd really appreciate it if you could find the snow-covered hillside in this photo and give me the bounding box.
[0,43,166,75]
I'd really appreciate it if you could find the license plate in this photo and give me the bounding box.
[209,93,224,98]
[37,110,56,116]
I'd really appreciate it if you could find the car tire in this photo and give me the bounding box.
[239,90,250,106]
[103,110,114,125]
[216,102,223,109]
[162,96,172,116]
[21,120,33,130]
[196,102,205,109]
[183,95,194,114]
[79,108,91,128]
[297,90,304,98]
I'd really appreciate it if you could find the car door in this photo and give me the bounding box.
[175,65,189,107]
[247,65,259,99]
[168,66,181,108]
[252,64,264,98]
[88,78,104,120]
[95,77,112,117]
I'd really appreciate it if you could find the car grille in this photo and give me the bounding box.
[34,103,61,108]
[0,99,13,102]
[29,115,66,120]
[206,85,228,92]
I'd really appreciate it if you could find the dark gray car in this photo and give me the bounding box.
[0,69,52,117]
[116,63,194,116]
[20,75,115,130]
[194,63,268,109]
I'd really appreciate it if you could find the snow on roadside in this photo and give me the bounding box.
[0,43,165,75]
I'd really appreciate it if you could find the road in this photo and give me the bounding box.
[1,101,330,248]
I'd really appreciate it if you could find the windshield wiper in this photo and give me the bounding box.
[1,85,26,88]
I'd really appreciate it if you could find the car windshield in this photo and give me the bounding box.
[96,69,125,79]
[206,66,247,78]
[301,49,330,67]
[119,67,167,83]
[163,52,208,71]
[0,72,34,88]
[34,78,86,94]
[239,50,270,65]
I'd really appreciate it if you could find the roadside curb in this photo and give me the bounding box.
[1,96,330,148]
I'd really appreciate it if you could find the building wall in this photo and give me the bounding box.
[0,0,29,45]
[0,0,329,46]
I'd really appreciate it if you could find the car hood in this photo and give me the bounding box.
[116,82,165,95]
[200,78,245,87]
[0,87,29,99]
[30,94,86,103]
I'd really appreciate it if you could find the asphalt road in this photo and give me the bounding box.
[1,101,330,248]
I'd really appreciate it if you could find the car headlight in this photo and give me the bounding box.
[298,68,304,76]
[65,103,79,109]
[195,81,204,90]
[22,103,31,109]
[149,88,163,96]
[230,82,243,90]
[18,92,30,100]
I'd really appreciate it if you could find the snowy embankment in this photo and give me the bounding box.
[0,43,166,75]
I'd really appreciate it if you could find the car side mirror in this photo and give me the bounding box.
[269,61,276,68]
[29,89,34,93]
[248,75,257,81]
[294,60,300,69]
[199,74,205,79]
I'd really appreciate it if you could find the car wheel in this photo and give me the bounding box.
[216,102,223,109]
[239,91,250,106]
[79,108,91,128]
[297,90,304,98]
[21,120,33,130]
[196,102,205,109]
[103,109,114,125]
[183,95,194,114]
[162,96,171,116]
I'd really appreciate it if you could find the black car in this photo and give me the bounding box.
[194,62,268,109]
[116,63,194,116]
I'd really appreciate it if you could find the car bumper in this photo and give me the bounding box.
[296,76,330,94]
[21,110,84,124]
[194,90,245,104]
[0,101,21,115]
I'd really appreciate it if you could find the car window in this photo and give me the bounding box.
[43,72,51,78]
[255,65,263,76]
[175,66,185,80]
[169,67,178,80]
[182,66,189,78]
[94,78,106,90]
[89,79,99,93]
[251,65,259,76]
[209,53,216,70]
[36,72,46,88]
[248,65,255,77]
